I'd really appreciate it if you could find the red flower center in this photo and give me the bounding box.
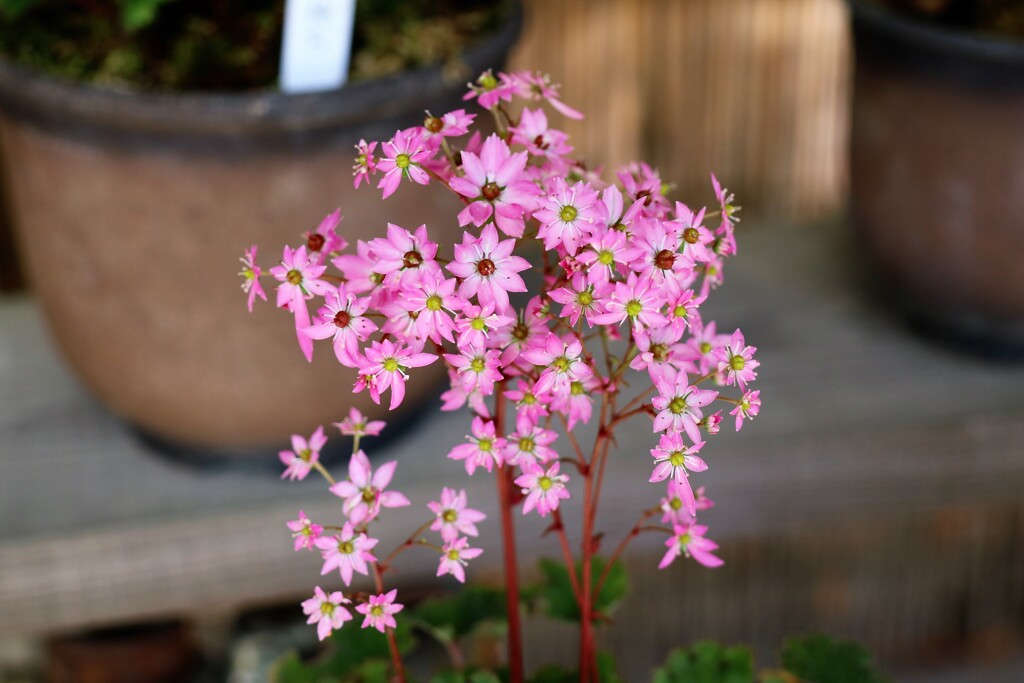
[482,182,501,201]
[477,258,496,276]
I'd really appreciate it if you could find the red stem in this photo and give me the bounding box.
[371,563,407,683]
[495,389,524,683]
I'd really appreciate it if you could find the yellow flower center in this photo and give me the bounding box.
[560,205,578,222]
[395,153,411,169]
[426,295,443,312]
[538,476,553,491]
[669,396,688,415]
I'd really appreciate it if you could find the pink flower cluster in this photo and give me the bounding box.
[245,69,760,643]
[283,411,487,641]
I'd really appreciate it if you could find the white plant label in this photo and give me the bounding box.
[280,0,356,94]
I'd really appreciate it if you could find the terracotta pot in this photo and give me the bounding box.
[0,9,522,453]
[848,0,1024,356]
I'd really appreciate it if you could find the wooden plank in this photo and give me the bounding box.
[510,0,851,219]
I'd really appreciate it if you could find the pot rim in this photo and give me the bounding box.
[0,1,523,138]
[847,0,1024,68]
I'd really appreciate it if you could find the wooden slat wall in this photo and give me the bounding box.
[510,0,851,220]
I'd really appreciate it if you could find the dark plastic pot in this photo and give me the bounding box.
[848,0,1024,357]
[0,6,522,453]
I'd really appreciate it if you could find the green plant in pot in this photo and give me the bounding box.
[0,0,522,456]
[848,0,1024,358]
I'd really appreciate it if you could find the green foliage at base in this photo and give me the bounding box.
[535,557,629,623]
[653,637,890,683]
[779,635,891,683]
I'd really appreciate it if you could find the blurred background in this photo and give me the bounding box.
[1,0,1023,681]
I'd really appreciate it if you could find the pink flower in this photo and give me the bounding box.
[509,70,584,120]
[674,202,714,264]
[369,223,440,287]
[521,333,592,397]
[711,173,741,232]
[660,479,696,526]
[515,460,571,517]
[649,435,707,515]
[534,180,606,256]
[428,488,487,542]
[548,272,609,328]
[376,128,432,198]
[630,326,693,378]
[334,408,386,438]
[238,245,266,312]
[664,290,704,337]
[716,329,759,390]
[423,109,475,138]
[504,379,551,428]
[279,426,328,481]
[454,303,514,350]
[509,107,572,159]
[270,245,335,361]
[331,239,380,295]
[629,217,696,295]
[449,134,539,237]
[590,273,667,330]
[445,345,504,396]
[353,139,377,189]
[447,225,531,312]
[437,537,484,583]
[703,411,723,435]
[304,285,377,367]
[575,228,633,283]
[358,339,437,410]
[550,374,601,429]
[503,423,559,466]
[329,451,410,524]
[659,523,723,569]
[302,586,353,641]
[315,522,378,585]
[730,390,761,431]
[400,272,465,344]
[651,368,718,443]
[439,367,491,418]
[356,589,404,633]
[303,209,348,265]
[463,69,516,110]
[287,510,324,552]
[448,416,506,475]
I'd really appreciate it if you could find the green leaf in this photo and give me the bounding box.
[596,651,624,683]
[779,635,890,683]
[653,641,756,683]
[431,670,466,683]
[414,586,507,638]
[355,659,391,683]
[469,670,503,683]
[536,557,629,623]
[271,620,415,683]
[117,0,172,31]
[528,665,575,683]
[0,0,40,19]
